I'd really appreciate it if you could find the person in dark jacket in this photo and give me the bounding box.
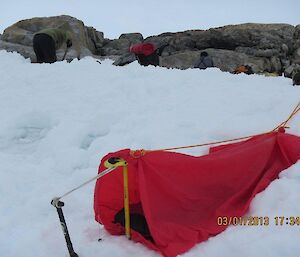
[33,27,73,63]
[194,51,214,69]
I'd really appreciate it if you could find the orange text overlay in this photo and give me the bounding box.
[217,216,300,226]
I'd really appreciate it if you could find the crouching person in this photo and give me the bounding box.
[194,51,214,69]
[33,25,79,63]
[129,42,160,67]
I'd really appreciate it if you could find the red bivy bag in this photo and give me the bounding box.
[94,131,300,257]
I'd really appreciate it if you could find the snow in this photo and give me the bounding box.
[0,50,300,257]
[1,0,299,38]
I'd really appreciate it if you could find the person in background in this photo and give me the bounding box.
[194,51,214,69]
[233,65,254,75]
[129,42,159,66]
[33,24,79,63]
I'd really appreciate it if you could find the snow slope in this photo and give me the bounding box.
[0,50,300,257]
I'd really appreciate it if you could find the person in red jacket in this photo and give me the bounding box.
[129,42,160,66]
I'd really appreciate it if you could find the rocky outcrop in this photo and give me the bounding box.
[112,52,136,66]
[145,23,296,75]
[0,16,299,78]
[0,39,35,60]
[100,33,143,56]
[115,23,300,77]
[160,49,271,73]
[0,15,105,61]
[146,23,294,52]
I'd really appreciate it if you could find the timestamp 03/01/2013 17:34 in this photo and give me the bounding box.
[217,216,300,226]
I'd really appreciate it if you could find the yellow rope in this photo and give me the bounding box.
[147,132,271,152]
[130,102,300,156]
[272,102,300,131]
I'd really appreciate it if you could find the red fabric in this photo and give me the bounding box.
[94,131,300,257]
[129,43,156,56]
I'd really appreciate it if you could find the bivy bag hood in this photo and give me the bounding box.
[94,131,300,257]
[129,42,156,56]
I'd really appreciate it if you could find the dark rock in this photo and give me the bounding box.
[284,65,295,78]
[101,38,131,56]
[147,23,294,53]
[0,40,35,60]
[119,33,143,44]
[113,52,136,66]
[235,47,280,58]
[293,25,300,50]
[160,50,199,69]
[283,64,300,78]
[169,36,196,51]
[293,71,300,85]
[101,33,143,56]
[270,56,282,73]
[85,26,105,52]
[144,34,174,49]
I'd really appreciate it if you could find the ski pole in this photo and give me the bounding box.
[51,198,79,257]
[51,166,117,256]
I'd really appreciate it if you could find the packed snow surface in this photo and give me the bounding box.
[0,50,300,257]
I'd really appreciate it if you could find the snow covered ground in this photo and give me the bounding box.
[0,50,300,257]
